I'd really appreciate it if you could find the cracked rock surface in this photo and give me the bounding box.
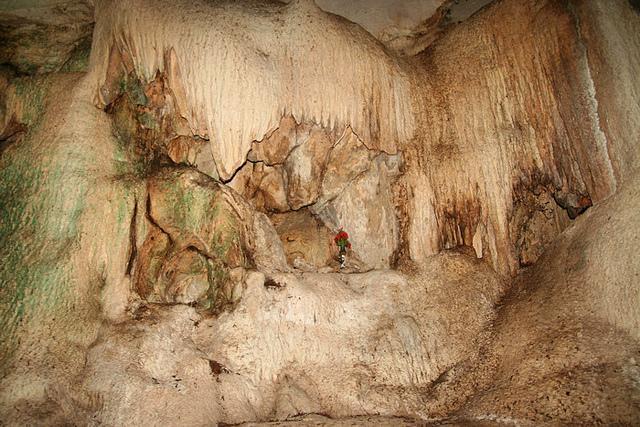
[1,0,640,425]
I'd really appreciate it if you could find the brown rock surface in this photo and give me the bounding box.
[451,174,640,424]
[271,209,334,269]
[232,121,400,270]
[405,0,640,277]
[313,154,402,269]
[166,135,204,166]
[259,164,291,213]
[250,116,299,166]
[231,162,291,213]
[1,0,640,425]
[134,166,292,311]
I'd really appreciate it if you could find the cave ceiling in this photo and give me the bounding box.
[0,0,494,74]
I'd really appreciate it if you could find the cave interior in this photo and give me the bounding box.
[1,0,640,425]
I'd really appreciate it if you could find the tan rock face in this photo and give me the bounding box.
[284,126,333,209]
[313,155,401,269]
[232,122,401,270]
[250,212,290,274]
[230,162,290,213]
[166,135,204,166]
[509,186,569,266]
[258,164,290,212]
[82,305,222,426]
[3,0,640,425]
[250,116,298,166]
[404,0,640,277]
[447,173,640,424]
[238,118,339,212]
[0,74,139,423]
[271,209,334,269]
[82,254,506,425]
[316,127,372,206]
[315,0,493,56]
[576,0,640,184]
[133,166,290,311]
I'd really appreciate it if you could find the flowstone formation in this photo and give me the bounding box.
[1,0,640,425]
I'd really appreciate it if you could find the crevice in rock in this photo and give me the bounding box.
[144,192,173,245]
[553,190,592,220]
[208,359,230,376]
[391,175,410,269]
[0,118,26,157]
[264,276,285,289]
[125,196,138,276]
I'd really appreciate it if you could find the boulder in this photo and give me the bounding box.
[135,166,288,309]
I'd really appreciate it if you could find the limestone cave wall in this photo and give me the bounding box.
[404,0,640,276]
[0,0,639,425]
[91,0,414,180]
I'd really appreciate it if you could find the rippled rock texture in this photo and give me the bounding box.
[1,0,639,425]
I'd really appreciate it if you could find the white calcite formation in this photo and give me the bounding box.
[1,0,640,425]
[404,0,640,276]
[82,254,505,425]
[90,0,414,180]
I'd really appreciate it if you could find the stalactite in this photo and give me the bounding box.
[90,0,414,180]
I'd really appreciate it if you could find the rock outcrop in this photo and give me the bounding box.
[452,172,640,424]
[81,254,505,425]
[90,0,413,180]
[232,121,402,270]
[0,73,136,424]
[404,0,640,276]
[1,0,640,425]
